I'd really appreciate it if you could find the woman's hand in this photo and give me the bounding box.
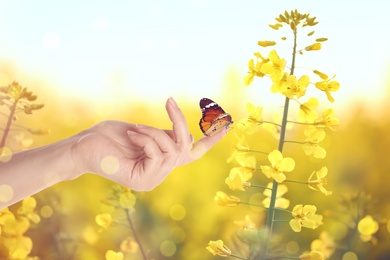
[74,97,228,191]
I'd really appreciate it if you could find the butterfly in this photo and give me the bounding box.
[199,98,233,136]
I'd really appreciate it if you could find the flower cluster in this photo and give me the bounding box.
[0,81,47,159]
[96,184,147,259]
[0,197,40,259]
[207,10,340,260]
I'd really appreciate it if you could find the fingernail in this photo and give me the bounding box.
[168,96,178,108]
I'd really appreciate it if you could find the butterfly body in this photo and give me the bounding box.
[199,98,233,136]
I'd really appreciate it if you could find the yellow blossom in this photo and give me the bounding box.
[314,73,340,103]
[308,167,332,195]
[358,215,379,242]
[225,170,251,191]
[283,74,310,99]
[3,236,33,259]
[262,182,290,209]
[258,40,276,47]
[238,103,263,134]
[302,128,326,159]
[244,52,268,86]
[214,192,240,207]
[228,166,254,181]
[315,109,339,130]
[299,250,324,260]
[105,250,124,260]
[236,154,256,170]
[261,50,287,82]
[206,240,232,257]
[1,214,30,236]
[95,213,113,229]
[120,237,139,253]
[311,231,336,259]
[305,43,322,51]
[289,204,323,232]
[270,72,295,94]
[298,98,319,123]
[227,134,249,163]
[17,197,41,224]
[260,149,295,183]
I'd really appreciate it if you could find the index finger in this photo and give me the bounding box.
[165,97,191,148]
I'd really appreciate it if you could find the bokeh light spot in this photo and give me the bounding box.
[0,184,14,202]
[160,240,176,257]
[101,155,120,175]
[40,205,53,218]
[0,146,12,162]
[169,204,186,221]
[342,251,358,260]
[285,240,300,255]
[169,227,186,243]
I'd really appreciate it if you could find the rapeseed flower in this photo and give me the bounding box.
[260,150,295,183]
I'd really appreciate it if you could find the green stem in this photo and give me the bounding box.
[0,98,18,148]
[283,179,309,185]
[262,27,298,258]
[250,184,272,190]
[124,209,148,260]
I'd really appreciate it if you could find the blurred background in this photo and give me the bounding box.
[1,0,390,259]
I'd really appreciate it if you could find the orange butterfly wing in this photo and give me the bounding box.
[199,98,232,136]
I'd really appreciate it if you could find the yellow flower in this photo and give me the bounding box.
[289,204,323,232]
[270,72,295,94]
[311,231,336,259]
[236,154,256,170]
[225,169,251,191]
[262,182,290,209]
[261,50,287,82]
[1,215,30,236]
[105,250,124,260]
[238,103,263,134]
[95,213,113,229]
[358,215,379,242]
[120,237,139,253]
[283,75,310,99]
[298,98,319,123]
[206,240,232,257]
[3,236,33,259]
[214,192,240,207]
[227,134,249,163]
[305,43,322,51]
[315,109,339,130]
[299,250,324,260]
[308,167,332,195]
[260,150,295,183]
[302,128,326,159]
[17,197,41,224]
[244,52,268,86]
[231,166,254,180]
[314,72,340,103]
[258,40,276,47]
